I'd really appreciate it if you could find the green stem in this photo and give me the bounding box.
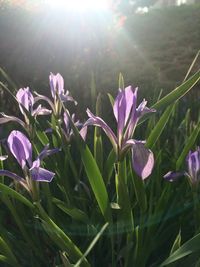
[192,188,200,232]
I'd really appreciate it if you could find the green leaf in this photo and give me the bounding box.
[104,149,116,185]
[160,232,200,266]
[90,72,96,111]
[118,73,125,90]
[74,223,109,267]
[36,130,49,146]
[170,230,181,254]
[130,162,147,213]
[81,145,112,222]
[146,104,174,148]
[0,237,19,266]
[107,93,114,107]
[176,121,200,170]
[94,94,103,172]
[62,107,112,223]
[152,70,200,111]
[36,202,90,267]
[0,183,34,209]
[0,67,17,91]
[53,198,89,223]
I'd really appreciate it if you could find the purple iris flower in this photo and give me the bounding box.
[0,87,51,127]
[34,73,76,116]
[16,87,52,117]
[84,86,155,179]
[0,130,59,185]
[164,148,200,186]
[63,112,87,142]
[49,73,76,103]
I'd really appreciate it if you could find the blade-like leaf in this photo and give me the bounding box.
[0,183,34,209]
[160,232,200,266]
[53,198,89,223]
[118,73,125,90]
[0,237,19,266]
[36,202,90,267]
[74,223,109,267]
[176,120,200,170]
[146,104,174,148]
[152,70,200,111]
[62,106,112,223]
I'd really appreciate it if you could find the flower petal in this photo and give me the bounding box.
[79,126,87,141]
[85,109,117,151]
[132,141,154,179]
[136,99,156,118]
[163,171,185,182]
[0,113,25,128]
[49,72,64,98]
[37,145,60,161]
[187,149,200,182]
[32,105,52,117]
[7,130,32,168]
[0,170,24,181]
[16,87,34,112]
[30,166,55,182]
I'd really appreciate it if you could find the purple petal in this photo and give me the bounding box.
[136,99,156,118]
[164,171,185,182]
[132,141,154,179]
[0,113,25,128]
[37,145,60,161]
[187,149,200,183]
[32,105,52,116]
[63,112,70,132]
[16,87,34,113]
[113,89,126,140]
[7,130,32,168]
[79,126,87,141]
[0,170,24,181]
[30,166,55,182]
[34,93,55,112]
[49,72,64,98]
[0,155,8,161]
[59,92,77,104]
[124,86,138,124]
[85,109,117,151]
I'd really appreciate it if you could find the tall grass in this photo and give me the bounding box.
[0,55,200,267]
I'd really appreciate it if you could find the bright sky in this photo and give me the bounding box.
[45,0,111,12]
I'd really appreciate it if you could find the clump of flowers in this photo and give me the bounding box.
[0,130,59,195]
[85,86,155,179]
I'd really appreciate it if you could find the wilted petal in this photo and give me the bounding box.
[30,166,55,182]
[164,171,185,182]
[0,113,25,128]
[32,105,52,117]
[7,130,32,168]
[132,141,154,179]
[85,109,117,151]
[16,87,34,114]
